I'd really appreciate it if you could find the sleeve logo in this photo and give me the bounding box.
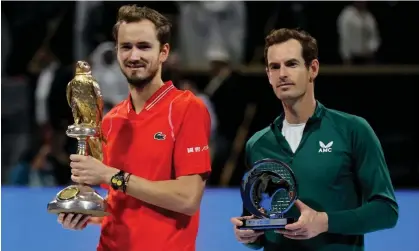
[187,145,209,153]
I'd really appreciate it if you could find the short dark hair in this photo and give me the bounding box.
[264,28,318,67]
[113,5,172,46]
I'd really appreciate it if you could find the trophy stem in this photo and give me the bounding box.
[75,137,90,187]
[77,137,89,156]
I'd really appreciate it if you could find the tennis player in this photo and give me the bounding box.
[57,5,211,251]
[231,28,399,251]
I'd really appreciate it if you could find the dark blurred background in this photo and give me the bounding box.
[2,2,419,251]
[2,1,418,188]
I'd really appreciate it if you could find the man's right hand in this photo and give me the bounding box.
[57,213,102,230]
[231,216,265,244]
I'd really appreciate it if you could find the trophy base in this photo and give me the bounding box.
[238,217,296,230]
[47,185,109,217]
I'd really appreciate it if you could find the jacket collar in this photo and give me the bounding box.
[273,100,326,128]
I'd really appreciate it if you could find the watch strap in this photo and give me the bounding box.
[123,173,132,194]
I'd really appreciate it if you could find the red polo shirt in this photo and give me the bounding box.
[97,81,211,251]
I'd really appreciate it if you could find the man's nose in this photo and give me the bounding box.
[129,48,142,60]
[279,67,288,78]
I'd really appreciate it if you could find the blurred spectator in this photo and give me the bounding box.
[74,1,104,61]
[34,47,61,143]
[176,2,246,68]
[8,144,55,186]
[337,1,381,65]
[1,77,32,184]
[90,41,129,114]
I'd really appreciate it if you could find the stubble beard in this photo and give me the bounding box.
[122,65,159,89]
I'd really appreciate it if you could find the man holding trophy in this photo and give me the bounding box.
[50,5,211,251]
[231,28,399,251]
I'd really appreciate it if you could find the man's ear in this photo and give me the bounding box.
[160,43,170,63]
[309,59,319,82]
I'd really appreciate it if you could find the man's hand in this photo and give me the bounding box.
[276,200,328,240]
[58,213,91,230]
[70,154,117,185]
[58,213,103,230]
[231,216,264,244]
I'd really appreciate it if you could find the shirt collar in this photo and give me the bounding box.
[127,81,175,113]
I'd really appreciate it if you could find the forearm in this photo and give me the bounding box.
[326,199,398,235]
[124,175,201,215]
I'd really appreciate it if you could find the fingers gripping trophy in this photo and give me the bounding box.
[47,61,109,217]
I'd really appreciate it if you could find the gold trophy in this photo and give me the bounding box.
[47,61,108,217]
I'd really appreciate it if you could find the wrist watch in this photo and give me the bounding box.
[110,170,126,191]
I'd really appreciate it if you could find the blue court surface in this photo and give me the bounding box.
[1,187,418,251]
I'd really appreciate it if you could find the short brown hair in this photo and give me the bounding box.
[264,28,318,67]
[113,5,172,46]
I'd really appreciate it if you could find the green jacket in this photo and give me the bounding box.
[242,101,398,251]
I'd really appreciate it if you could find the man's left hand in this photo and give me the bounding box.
[276,200,328,240]
[70,154,116,185]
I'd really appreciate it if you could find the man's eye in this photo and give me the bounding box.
[137,45,151,50]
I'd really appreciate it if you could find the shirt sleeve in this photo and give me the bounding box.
[326,116,399,234]
[173,96,212,178]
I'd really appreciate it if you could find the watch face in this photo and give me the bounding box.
[111,175,124,187]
